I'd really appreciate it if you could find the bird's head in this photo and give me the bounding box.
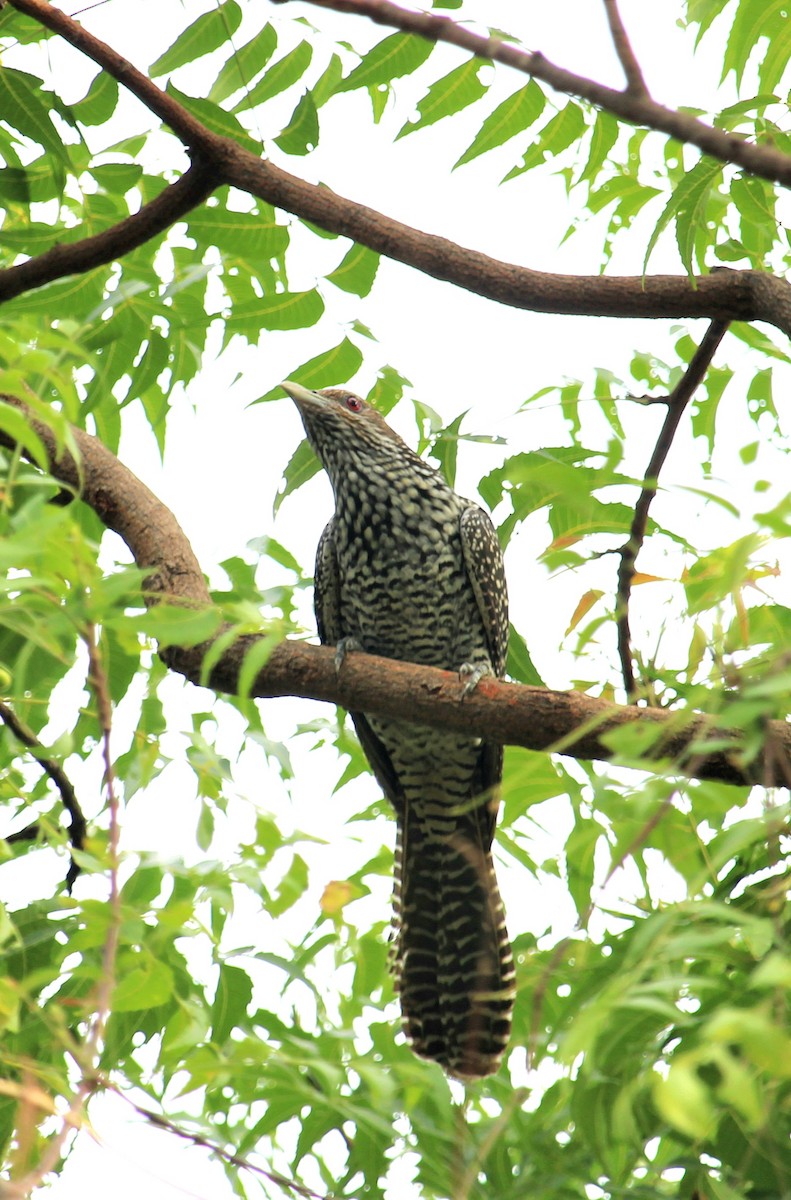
[282,380,412,484]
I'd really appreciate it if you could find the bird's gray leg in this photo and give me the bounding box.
[334,636,364,672]
[458,661,492,698]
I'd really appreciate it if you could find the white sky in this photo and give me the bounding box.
[5,0,789,1196]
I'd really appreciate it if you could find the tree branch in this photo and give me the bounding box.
[602,0,648,96]
[7,0,791,339]
[273,0,791,189]
[0,397,786,789]
[0,163,217,305]
[0,698,86,890]
[616,319,730,700]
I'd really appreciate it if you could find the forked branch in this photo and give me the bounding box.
[616,320,730,700]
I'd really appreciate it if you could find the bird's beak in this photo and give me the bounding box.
[281,380,326,411]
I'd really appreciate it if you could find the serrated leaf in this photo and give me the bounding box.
[503,101,586,180]
[326,244,380,297]
[236,41,313,110]
[275,92,319,156]
[150,1,242,76]
[0,68,70,164]
[269,853,309,916]
[274,438,321,515]
[723,0,789,88]
[71,70,119,126]
[209,23,277,103]
[225,289,324,332]
[643,156,722,275]
[128,605,223,648]
[454,81,545,168]
[566,589,604,635]
[0,400,49,470]
[166,83,261,153]
[211,964,253,1044]
[256,338,363,403]
[396,58,488,139]
[187,206,289,259]
[113,958,175,1012]
[337,32,434,93]
[506,624,544,686]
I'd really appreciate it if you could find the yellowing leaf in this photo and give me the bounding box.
[566,589,604,635]
[632,572,666,585]
[320,880,354,915]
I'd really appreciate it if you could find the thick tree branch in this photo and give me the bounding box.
[277,0,791,189]
[0,398,787,789]
[616,319,730,700]
[6,0,791,339]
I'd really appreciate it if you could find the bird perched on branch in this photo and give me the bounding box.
[282,380,514,1078]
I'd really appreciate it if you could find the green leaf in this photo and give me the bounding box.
[149,1,242,75]
[503,101,587,180]
[643,156,722,274]
[396,58,488,139]
[723,0,789,87]
[70,70,119,126]
[454,81,545,168]
[337,33,434,93]
[0,68,70,164]
[236,41,313,110]
[166,83,261,154]
[274,438,321,514]
[187,205,289,259]
[275,92,319,156]
[269,853,309,916]
[211,964,253,1044]
[224,289,324,333]
[506,625,544,686]
[256,338,363,403]
[126,605,223,648]
[113,957,175,1012]
[209,23,277,103]
[0,401,49,470]
[326,244,380,297]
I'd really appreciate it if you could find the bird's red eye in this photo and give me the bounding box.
[345,395,364,412]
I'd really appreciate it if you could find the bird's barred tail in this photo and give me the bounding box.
[392,818,515,1079]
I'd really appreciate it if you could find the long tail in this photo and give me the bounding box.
[392,814,515,1078]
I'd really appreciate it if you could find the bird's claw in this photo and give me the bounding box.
[458,661,491,699]
[334,636,363,673]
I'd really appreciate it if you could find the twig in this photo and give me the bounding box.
[82,624,121,1057]
[0,698,86,890]
[616,320,730,700]
[0,395,784,788]
[108,1088,332,1200]
[5,639,120,1196]
[270,0,791,189]
[602,0,648,95]
[4,629,122,1199]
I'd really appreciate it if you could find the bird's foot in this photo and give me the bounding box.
[458,661,491,699]
[334,636,363,673]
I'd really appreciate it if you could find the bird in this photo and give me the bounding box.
[282,380,515,1078]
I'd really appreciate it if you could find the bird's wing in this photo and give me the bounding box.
[314,518,405,812]
[459,504,509,678]
[314,518,342,646]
